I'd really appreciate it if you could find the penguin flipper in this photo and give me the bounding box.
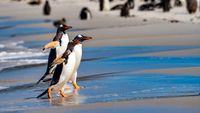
[51,57,65,67]
[37,89,48,98]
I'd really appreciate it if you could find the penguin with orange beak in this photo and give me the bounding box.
[36,24,72,84]
[37,35,92,99]
[70,35,92,89]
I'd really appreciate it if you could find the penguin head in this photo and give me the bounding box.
[58,24,72,32]
[73,35,92,44]
[82,7,89,12]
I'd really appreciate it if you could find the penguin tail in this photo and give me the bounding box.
[43,78,52,82]
[37,89,48,98]
[36,73,50,85]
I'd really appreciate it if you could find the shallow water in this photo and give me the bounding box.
[0,44,200,112]
[0,72,199,112]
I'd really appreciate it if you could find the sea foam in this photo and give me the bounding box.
[0,41,48,71]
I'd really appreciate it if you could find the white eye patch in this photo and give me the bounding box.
[77,34,83,38]
[60,24,63,27]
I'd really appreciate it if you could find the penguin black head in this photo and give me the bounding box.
[82,7,89,12]
[73,35,93,44]
[57,24,72,33]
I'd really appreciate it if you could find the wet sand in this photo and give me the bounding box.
[26,96,200,113]
[135,67,200,76]
[0,0,200,113]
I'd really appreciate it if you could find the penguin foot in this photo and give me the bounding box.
[60,90,66,97]
[73,83,80,89]
[48,88,52,99]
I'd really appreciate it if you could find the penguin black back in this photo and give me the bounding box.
[80,7,92,20]
[28,0,41,5]
[120,3,130,17]
[162,0,171,12]
[51,63,63,85]
[43,0,51,16]
[99,0,104,11]
[47,49,56,69]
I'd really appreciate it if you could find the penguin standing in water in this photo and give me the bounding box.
[43,0,51,16]
[80,7,92,20]
[37,35,92,99]
[70,35,93,89]
[36,24,72,84]
[37,42,76,99]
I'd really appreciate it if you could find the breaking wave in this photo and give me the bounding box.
[0,51,46,60]
[0,86,8,90]
[0,41,48,71]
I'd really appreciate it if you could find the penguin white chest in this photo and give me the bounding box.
[74,44,82,69]
[56,33,69,57]
[59,51,76,83]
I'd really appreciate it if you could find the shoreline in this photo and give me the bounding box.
[25,96,200,113]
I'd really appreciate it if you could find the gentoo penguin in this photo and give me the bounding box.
[70,35,93,89]
[43,0,51,16]
[99,0,110,11]
[37,42,76,99]
[120,3,130,17]
[80,7,92,20]
[53,18,66,28]
[162,0,171,12]
[186,0,198,14]
[126,0,134,9]
[174,0,182,7]
[36,24,72,84]
[139,0,157,11]
[111,0,134,10]
[37,35,92,99]
[28,0,41,5]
